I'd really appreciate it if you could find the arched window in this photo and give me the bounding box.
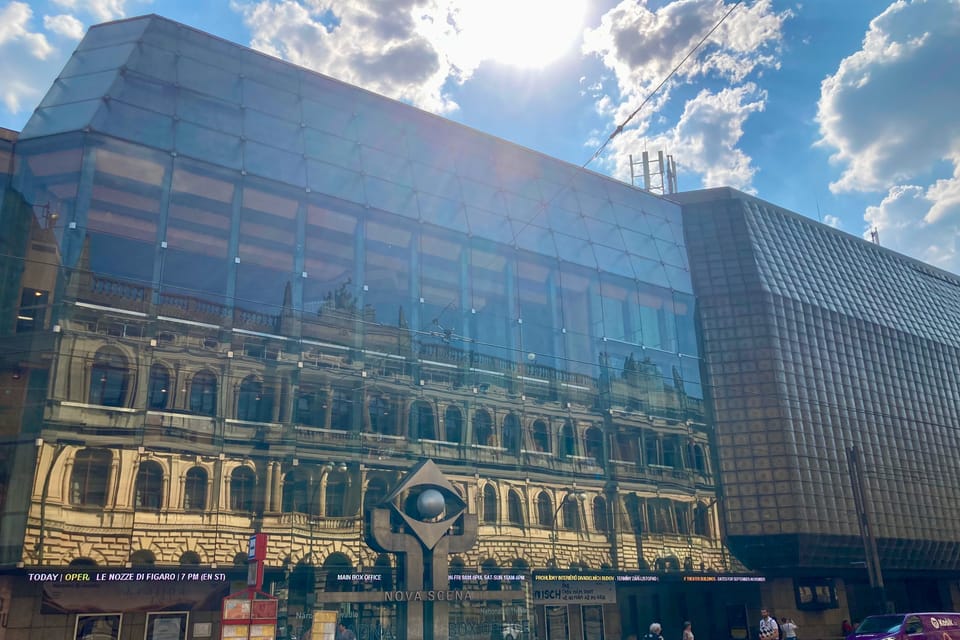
[282,470,311,514]
[180,551,201,565]
[69,557,97,567]
[509,559,529,590]
[373,553,393,590]
[537,492,553,527]
[89,348,129,407]
[481,559,501,590]
[693,444,707,473]
[449,557,466,589]
[532,419,550,453]
[325,471,349,517]
[364,477,389,511]
[71,448,111,506]
[130,550,156,566]
[238,376,268,421]
[482,484,498,523]
[593,496,608,533]
[189,371,217,416]
[444,406,463,444]
[184,467,207,511]
[676,502,690,535]
[474,410,493,446]
[502,413,520,453]
[135,460,164,511]
[584,426,603,464]
[230,466,256,513]
[560,420,576,457]
[368,394,395,434]
[147,364,170,410]
[507,490,524,526]
[562,496,581,531]
[322,553,353,592]
[409,401,435,440]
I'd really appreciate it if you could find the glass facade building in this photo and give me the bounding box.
[0,15,745,640]
[676,188,960,617]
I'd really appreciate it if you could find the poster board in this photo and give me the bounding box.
[311,610,339,640]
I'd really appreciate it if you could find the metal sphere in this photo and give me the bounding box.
[417,489,445,519]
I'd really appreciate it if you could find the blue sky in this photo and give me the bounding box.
[2,0,959,274]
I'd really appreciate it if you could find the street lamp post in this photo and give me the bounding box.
[550,490,586,569]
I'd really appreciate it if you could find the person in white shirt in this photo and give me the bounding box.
[782,618,798,640]
[759,609,779,640]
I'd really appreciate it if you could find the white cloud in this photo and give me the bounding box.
[864,178,960,272]
[51,0,134,22]
[822,214,842,229]
[0,2,57,116]
[233,0,470,113]
[817,0,960,274]
[582,0,789,190]
[44,14,85,40]
[0,2,54,59]
[235,0,590,115]
[818,0,960,194]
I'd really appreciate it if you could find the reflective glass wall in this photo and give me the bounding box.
[0,15,732,640]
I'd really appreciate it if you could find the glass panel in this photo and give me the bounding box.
[174,121,243,169]
[236,182,298,315]
[162,160,233,315]
[364,215,412,329]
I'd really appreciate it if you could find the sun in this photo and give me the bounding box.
[452,0,588,69]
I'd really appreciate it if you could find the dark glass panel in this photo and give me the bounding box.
[236,182,297,316]
[135,461,163,511]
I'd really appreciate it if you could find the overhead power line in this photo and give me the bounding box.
[583,0,744,169]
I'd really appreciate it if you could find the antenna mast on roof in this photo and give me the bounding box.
[870,227,880,245]
[629,151,678,195]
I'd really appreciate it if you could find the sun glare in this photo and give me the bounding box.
[455,0,587,69]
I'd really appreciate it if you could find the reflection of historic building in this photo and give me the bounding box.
[0,15,732,640]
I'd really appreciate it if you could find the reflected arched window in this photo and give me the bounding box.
[297,384,327,427]
[474,410,493,446]
[230,466,256,513]
[508,490,524,526]
[562,496,581,531]
[444,406,463,444]
[325,471,349,517]
[71,448,111,506]
[584,426,603,464]
[560,420,576,457]
[283,470,311,514]
[69,557,97,567]
[368,394,395,434]
[593,496,608,532]
[323,553,353,592]
[89,348,129,407]
[184,467,207,511]
[502,413,520,453]
[365,477,389,511]
[189,370,217,416]
[135,460,164,511]
[663,437,680,468]
[645,432,660,466]
[130,550,156,566]
[449,557,466,589]
[509,559,529,590]
[693,444,707,473]
[481,559,501,590]
[147,364,170,410]
[409,401,435,440]
[532,420,550,453]
[331,389,352,431]
[694,503,711,538]
[180,551,201,565]
[373,553,393,591]
[537,492,553,527]
[482,484,498,523]
[624,494,644,534]
[238,376,271,422]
